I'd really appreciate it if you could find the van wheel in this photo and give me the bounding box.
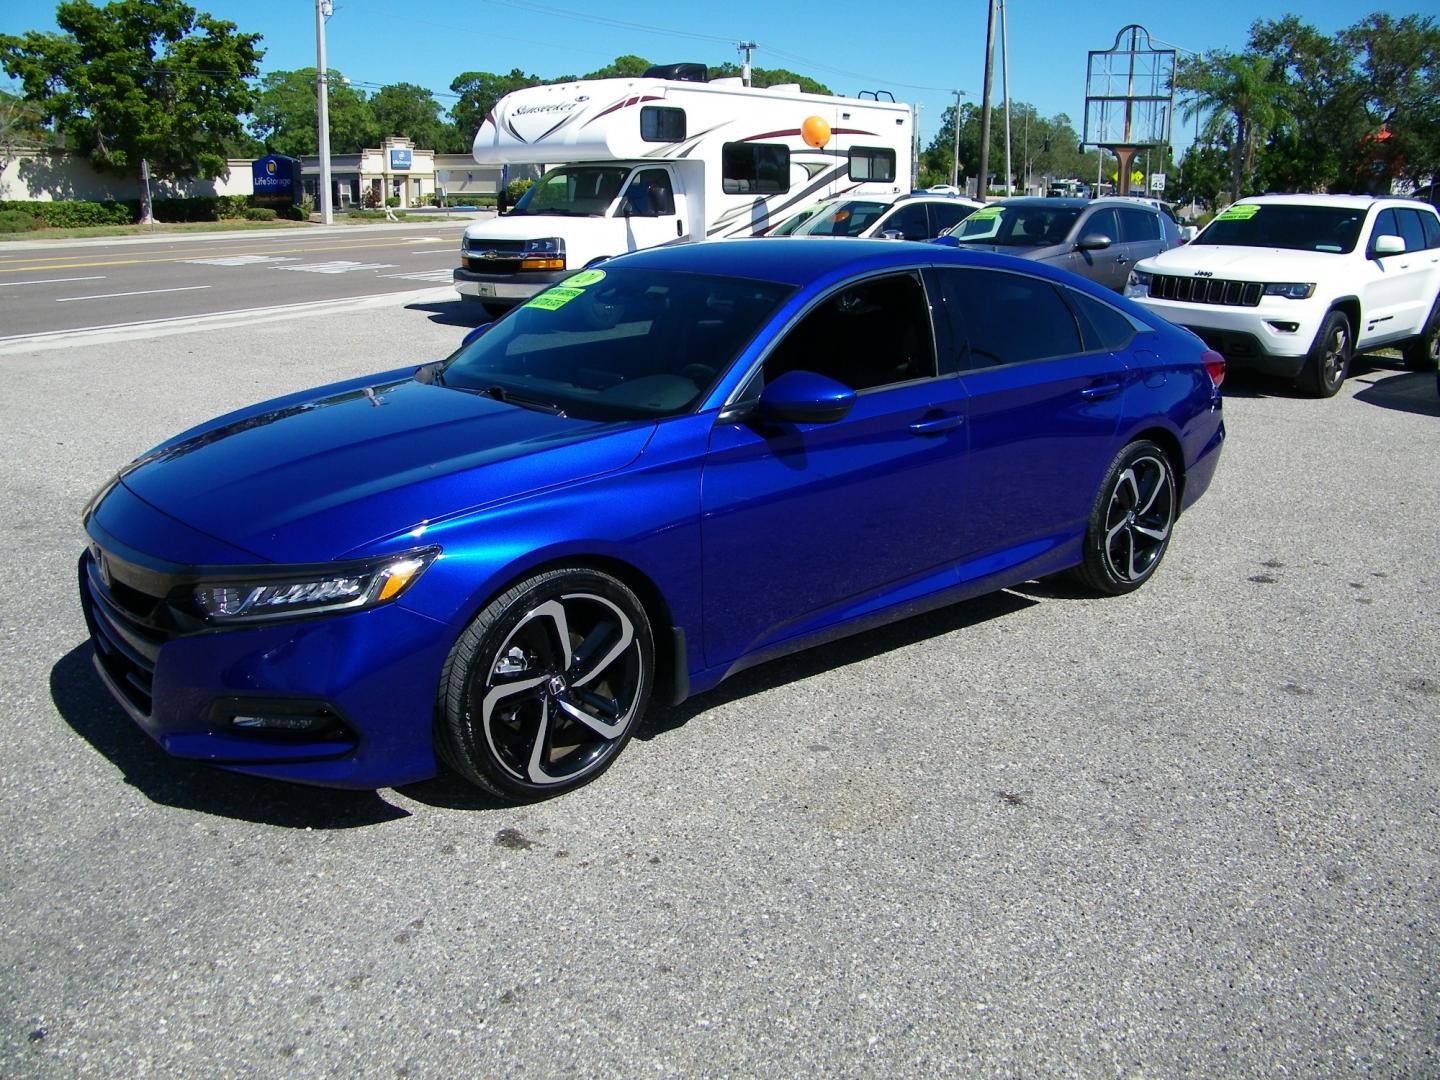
[1401,297,1440,371]
[1300,310,1352,398]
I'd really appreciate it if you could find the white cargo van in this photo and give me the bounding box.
[454,65,913,314]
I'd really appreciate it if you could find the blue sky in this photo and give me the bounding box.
[2,0,1429,155]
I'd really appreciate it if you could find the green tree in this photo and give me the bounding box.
[1176,140,1228,211]
[1178,52,1290,201]
[448,68,541,149]
[251,68,375,157]
[1337,13,1440,192]
[0,0,263,223]
[0,88,51,152]
[371,81,452,151]
[583,54,651,79]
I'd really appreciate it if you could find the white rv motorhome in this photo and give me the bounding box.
[453,65,913,314]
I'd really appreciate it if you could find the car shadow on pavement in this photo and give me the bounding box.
[49,643,411,828]
[1350,369,1440,417]
[633,589,1039,743]
[406,299,488,329]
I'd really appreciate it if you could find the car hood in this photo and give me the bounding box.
[1136,244,1343,280]
[463,213,617,244]
[118,374,653,564]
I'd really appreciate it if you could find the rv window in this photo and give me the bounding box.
[848,146,896,183]
[722,143,790,195]
[641,107,686,143]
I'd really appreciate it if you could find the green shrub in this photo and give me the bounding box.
[0,209,40,232]
[506,178,534,202]
[152,197,221,222]
[244,207,278,221]
[216,194,251,219]
[385,196,401,208]
[0,200,135,227]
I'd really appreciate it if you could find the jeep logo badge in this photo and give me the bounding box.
[1194,270,1214,278]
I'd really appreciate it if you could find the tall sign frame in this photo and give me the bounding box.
[1083,24,1175,196]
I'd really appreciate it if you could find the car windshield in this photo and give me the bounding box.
[1193,204,1366,253]
[793,200,891,237]
[946,205,1082,246]
[439,268,794,421]
[769,203,828,236]
[508,166,630,217]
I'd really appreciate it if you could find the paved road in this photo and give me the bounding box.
[0,221,475,340]
[0,298,1436,1076]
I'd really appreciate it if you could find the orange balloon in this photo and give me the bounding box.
[801,116,831,149]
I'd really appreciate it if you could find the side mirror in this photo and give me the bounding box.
[461,322,493,348]
[754,370,855,424]
[1179,225,1198,244]
[1076,232,1112,251]
[1373,234,1405,257]
[878,228,906,241]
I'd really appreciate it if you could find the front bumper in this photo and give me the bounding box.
[453,267,569,305]
[1130,294,1319,376]
[78,545,454,789]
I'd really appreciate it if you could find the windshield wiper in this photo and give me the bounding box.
[477,384,567,417]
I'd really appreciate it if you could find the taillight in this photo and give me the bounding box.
[1202,349,1226,389]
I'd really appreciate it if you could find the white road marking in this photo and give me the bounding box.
[2,275,108,287]
[382,269,455,282]
[183,255,300,266]
[0,286,454,355]
[55,285,212,303]
[277,260,396,274]
[404,237,445,243]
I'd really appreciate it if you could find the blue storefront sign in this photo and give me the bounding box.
[390,148,413,171]
[251,154,301,207]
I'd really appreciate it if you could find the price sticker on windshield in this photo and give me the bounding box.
[969,207,1002,220]
[566,269,606,288]
[1217,204,1261,221]
[525,287,584,311]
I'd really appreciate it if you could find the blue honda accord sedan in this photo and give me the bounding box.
[79,240,1225,800]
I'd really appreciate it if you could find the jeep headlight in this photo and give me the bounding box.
[1127,269,1153,289]
[1263,282,1315,300]
[194,548,438,624]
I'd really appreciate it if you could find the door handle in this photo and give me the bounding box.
[1080,382,1122,399]
[908,414,965,436]
[1115,254,1129,265]
[677,220,683,237]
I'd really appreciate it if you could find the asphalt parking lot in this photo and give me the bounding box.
[1,297,1436,1077]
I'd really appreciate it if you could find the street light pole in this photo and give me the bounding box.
[1000,0,1012,196]
[315,0,334,225]
[950,90,964,189]
[977,0,996,203]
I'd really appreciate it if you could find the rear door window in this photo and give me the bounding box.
[1118,208,1162,242]
[1397,209,1428,253]
[938,268,1083,369]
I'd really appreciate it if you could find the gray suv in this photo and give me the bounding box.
[933,196,1181,291]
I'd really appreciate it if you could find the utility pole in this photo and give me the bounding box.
[737,41,758,87]
[977,0,997,203]
[950,89,964,189]
[315,0,334,224]
[1000,0,1013,195]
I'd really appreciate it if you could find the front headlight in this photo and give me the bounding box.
[523,237,564,255]
[194,547,438,625]
[1263,282,1315,300]
[1127,269,1153,289]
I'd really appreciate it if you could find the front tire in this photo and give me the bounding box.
[1401,297,1440,371]
[1300,310,1352,398]
[1071,440,1177,596]
[437,567,654,801]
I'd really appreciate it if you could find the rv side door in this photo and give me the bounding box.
[616,166,687,250]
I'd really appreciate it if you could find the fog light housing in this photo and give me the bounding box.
[1266,320,1300,333]
[211,698,352,739]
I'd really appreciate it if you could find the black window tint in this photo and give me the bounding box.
[1423,211,1440,250]
[640,107,685,143]
[1082,208,1120,244]
[1370,209,1401,255]
[882,202,932,240]
[930,202,972,233]
[1119,208,1161,242]
[848,146,896,182]
[940,268,1082,368]
[764,273,936,391]
[1397,209,1428,253]
[722,142,790,194]
[1068,289,1138,351]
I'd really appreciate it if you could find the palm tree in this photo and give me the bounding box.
[1180,53,1290,201]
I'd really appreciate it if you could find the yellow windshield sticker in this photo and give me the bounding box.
[1217,204,1260,221]
[566,268,606,288]
[970,207,1002,220]
[525,287,584,311]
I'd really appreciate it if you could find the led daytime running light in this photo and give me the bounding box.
[195,550,436,624]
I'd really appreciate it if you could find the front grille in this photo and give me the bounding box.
[80,550,174,717]
[464,238,526,254]
[1150,274,1263,307]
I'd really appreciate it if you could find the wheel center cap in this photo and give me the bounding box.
[547,674,567,696]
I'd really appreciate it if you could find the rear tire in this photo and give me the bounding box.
[437,567,654,802]
[1401,297,1440,371]
[1299,310,1352,398]
[1070,440,1177,596]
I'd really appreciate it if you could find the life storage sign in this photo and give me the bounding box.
[251,154,301,207]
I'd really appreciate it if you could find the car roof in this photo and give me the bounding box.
[1236,193,1425,211]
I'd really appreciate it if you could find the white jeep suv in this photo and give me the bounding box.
[1125,194,1440,397]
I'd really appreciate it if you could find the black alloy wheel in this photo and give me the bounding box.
[438,567,654,801]
[1301,309,1352,398]
[1072,440,1177,596]
[1401,297,1440,371]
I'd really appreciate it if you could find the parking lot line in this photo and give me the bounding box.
[55,285,212,303]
